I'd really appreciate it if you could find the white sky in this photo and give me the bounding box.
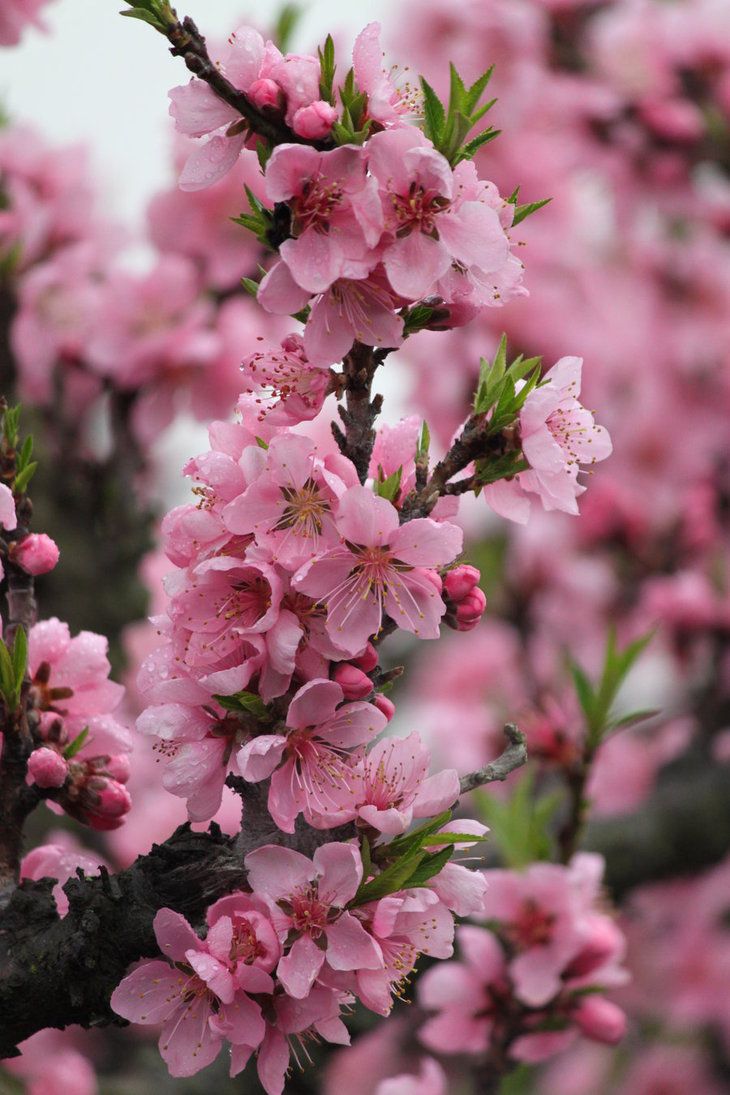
[1,0,390,223]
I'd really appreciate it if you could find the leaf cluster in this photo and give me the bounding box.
[119,0,176,33]
[473,335,542,429]
[569,629,657,750]
[420,64,500,165]
[506,186,552,227]
[476,770,562,868]
[233,188,275,248]
[2,406,37,495]
[332,69,371,146]
[0,627,27,712]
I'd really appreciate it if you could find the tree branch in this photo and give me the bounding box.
[458,724,528,795]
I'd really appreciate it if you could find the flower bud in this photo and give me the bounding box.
[12,533,60,576]
[353,642,379,674]
[104,754,132,784]
[455,587,487,631]
[373,693,395,722]
[573,996,627,1045]
[247,78,285,112]
[292,100,338,139]
[333,663,373,701]
[565,917,623,979]
[86,779,132,831]
[27,746,68,788]
[444,564,481,603]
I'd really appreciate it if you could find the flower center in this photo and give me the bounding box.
[275,479,330,539]
[289,885,329,937]
[390,183,449,237]
[295,177,344,234]
[509,900,556,949]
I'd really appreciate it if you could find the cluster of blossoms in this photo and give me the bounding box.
[170,23,526,369]
[419,854,628,1066]
[112,833,486,1089]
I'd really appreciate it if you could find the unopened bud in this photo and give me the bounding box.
[247,78,285,112]
[353,642,379,673]
[454,587,487,631]
[565,917,623,979]
[444,564,481,603]
[293,100,338,139]
[104,754,132,784]
[573,996,627,1045]
[87,780,132,830]
[12,533,60,576]
[27,747,68,788]
[333,663,373,701]
[373,693,395,722]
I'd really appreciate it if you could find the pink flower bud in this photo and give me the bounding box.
[444,564,481,603]
[87,780,132,830]
[353,642,379,673]
[247,78,285,112]
[333,663,373,701]
[573,996,627,1045]
[373,693,395,722]
[292,100,338,139]
[565,917,623,979]
[12,533,60,576]
[27,747,68,788]
[104,754,131,784]
[455,587,487,631]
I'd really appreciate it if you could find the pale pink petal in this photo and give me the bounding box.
[336,485,400,546]
[0,484,17,531]
[257,1026,290,1095]
[179,133,246,192]
[326,911,383,970]
[168,81,238,137]
[287,678,342,730]
[237,735,287,782]
[110,962,181,1024]
[438,202,509,272]
[153,908,204,961]
[384,231,450,300]
[277,934,325,998]
[159,997,222,1077]
[413,768,460,816]
[258,259,312,316]
[280,231,344,294]
[391,517,463,567]
[314,841,363,905]
[244,844,316,901]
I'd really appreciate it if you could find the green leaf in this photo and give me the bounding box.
[380,809,453,860]
[458,127,501,162]
[63,726,90,760]
[241,277,259,298]
[318,34,337,103]
[606,708,660,732]
[465,66,495,113]
[213,690,270,720]
[406,846,453,886]
[476,771,562,867]
[0,639,15,707]
[374,466,402,503]
[417,421,430,460]
[14,461,37,495]
[422,831,488,846]
[349,847,426,907]
[420,78,445,144]
[274,4,301,53]
[11,626,27,699]
[512,197,552,226]
[570,628,655,749]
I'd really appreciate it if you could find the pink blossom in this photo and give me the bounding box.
[3,1027,97,1095]
[0,0,53,46]
[350,732,460,835]
[168,27,281,191]
[484,357,612,522]
[240,333,331,425]
[293,485,462,655]
[111,908,266,1077]
[353,22,416,128]
[366,129,511,301]
[265,144,382,295]
[356,889,455,1015]
[376,1057,448,1095]
[20,830,105,916]
[236,677,386,832]
[258,261,405,367]
[223,434,355,570]
[245,843,383,998]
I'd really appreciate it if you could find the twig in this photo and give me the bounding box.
[458,724,528,795]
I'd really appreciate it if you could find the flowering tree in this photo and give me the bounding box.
[0,1,728,1093]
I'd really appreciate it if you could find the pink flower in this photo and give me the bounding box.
[236,677,386,832]
[111,908,266,1077]
[28,618,129,758]
[366,129,510,301]
[223,434,356,570]
[353,22,415,129]
[356,889,455,1015]
[419,925,509,1054]
[265,144,382,295]
[245,843,383,999]
[572,996,627,1045]
[350,732,459,835]
[240,333,331,425]
[376,1058,448,1095]
[293,485,462,655]
[267,53,322,128]
[0,482,17,531]
[484,357,612,522]
[168,27,282,191]
[3,1027,97,1095]
[0,0,53,47]
[168,555,281,677]
[258,262,405,367]
[12,532,60,575]
[20,830,105,916]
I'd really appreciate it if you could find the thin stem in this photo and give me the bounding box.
[459,724,528,796]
